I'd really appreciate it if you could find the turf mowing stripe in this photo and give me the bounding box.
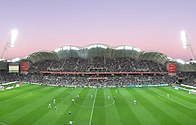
[144,87,196,125]
[150,87,196,120]
[0,85,54,117]
[159,87,196,106]
[0,85,46,103]
[0,86,63,124]
[119,88,160,125]
[127,88,179,125]
[111,88,141,125]
[104,88,122,125]
[153,87,196,109]
[34,88,93,125]
[0,122,7,125]
[32,88,83,125]
[0,84,31,96]
[164,87,196,100]
[90,88,106,125]
[54,88,86,125]
[72,88,95,125]
[0,86,56,122]
[0,85,41,102]
[137,88,184,125]
[125,88,162,125]
[88,88,97,125]
[12,87,71,125]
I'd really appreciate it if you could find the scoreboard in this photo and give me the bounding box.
[8,62,29,74]
[168,63,177,74]
[20,62,29,74]
[9,63,19,73]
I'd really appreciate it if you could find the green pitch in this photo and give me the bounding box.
[0,84,196,125]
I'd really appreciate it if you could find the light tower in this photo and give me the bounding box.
[1,29,18,59]
[180,30,195,61]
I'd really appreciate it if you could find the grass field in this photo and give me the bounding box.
[0,84,196,125]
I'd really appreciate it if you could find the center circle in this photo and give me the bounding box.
[73,97,115,108]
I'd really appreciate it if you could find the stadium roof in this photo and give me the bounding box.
[7,43,196,72]
[26,44,169,65]
[27,51,58,63]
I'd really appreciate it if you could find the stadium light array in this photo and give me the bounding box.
[1,29,18,59]
[180,30,188,49]
[180,30,195,60]
[9,29,18,48]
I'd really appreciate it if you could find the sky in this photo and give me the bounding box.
[0,0,196,61]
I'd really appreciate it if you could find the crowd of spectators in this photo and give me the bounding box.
[1,71,177,87]
[178,72,196,87]
[34,57,167,72]
[1,57,195,87]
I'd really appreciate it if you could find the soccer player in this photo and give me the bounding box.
[53,99,56,104]
[54,106,57,111]
[69,120,72,125]
[68,111,72,116]
[133,100,136,104]
[61,98,64,103]
[167,94,170,98]
[76,95,80,99]
[48,103,51,108]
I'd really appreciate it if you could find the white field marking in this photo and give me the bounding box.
[88,89,97,125]
[161,95,196,109]
[0,122,7,125]
[0,93,32,104]
[74,98,115,108]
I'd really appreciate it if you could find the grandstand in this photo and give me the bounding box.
[0,43,196,87]
[0,44,196,125]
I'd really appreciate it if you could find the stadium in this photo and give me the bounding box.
[0,43,196,125]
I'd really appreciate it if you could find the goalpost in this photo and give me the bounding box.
[189,89,196,94]
[0,86,4,91]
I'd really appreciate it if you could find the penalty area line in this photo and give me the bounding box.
[0,122,7,125]
[162,96,195,109]
[88,89,98,125]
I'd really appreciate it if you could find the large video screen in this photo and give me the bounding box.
[9,63,19,73]
[20,62,29,73]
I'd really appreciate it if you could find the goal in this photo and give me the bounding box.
[189,89,196,94]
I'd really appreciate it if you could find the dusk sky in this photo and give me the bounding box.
[0,0,196,61]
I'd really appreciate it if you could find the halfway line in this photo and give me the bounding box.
[88,89,98,125]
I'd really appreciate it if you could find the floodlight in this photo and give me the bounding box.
[180,30,188,49]
[180,30,195,60]
[10,29,18,47]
